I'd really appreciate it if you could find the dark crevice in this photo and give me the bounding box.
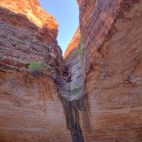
[59,96,84,142]
[0,69,6,73]
[59,94,91,142]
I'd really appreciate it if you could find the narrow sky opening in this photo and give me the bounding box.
[38,0,79,54]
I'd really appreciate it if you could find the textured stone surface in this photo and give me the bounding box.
[79,0,142,141]
[0,3,69,142]
[77,0,82,5]
[0,69,72,142]
[63,0,81,59]
[0,0,58,43]
[63,27,80,59]
[0,6,63,75]
[0,0,142,142]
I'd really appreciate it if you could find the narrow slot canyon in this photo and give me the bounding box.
[0,0,142,142]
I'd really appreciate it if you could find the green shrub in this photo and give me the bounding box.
[73,35,85,57]
[79,35,84,45]
[79,47,85,56]
[28,61,43,72]
[78,35,85,56]
[71,87,82,95]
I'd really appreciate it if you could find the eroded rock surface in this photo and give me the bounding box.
[64,27,80,59]
[64,0,81,59]
[0,0,58,43]
[0,2,69,142]
[78,0,142,141]
[77,0,82,5]
[0,0,142,142]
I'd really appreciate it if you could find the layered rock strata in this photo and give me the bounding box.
[60,0,142,141]
[0,0,142,142]
[78,0,142,141]
[64,27,80,58]
[0,3,69,142]
[0,0,58,43]
[58,44,88,142]
[64,0,81,59]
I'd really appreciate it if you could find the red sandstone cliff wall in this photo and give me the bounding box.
[0,0,142,142]
[63,27,80,58]
[77,0,82,5]
[0,0,58,43]
[0,1,69,142]
[78,0,142,141]
[63,0,81,59]
[63,0,142,141]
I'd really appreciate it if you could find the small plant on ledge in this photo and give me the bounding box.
[75,35,85,56]
[79,47,85,56]
[28,61,43,72]
[71,87,82,95]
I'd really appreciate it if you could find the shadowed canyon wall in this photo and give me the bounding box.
[79,0,142,141]
[0,1,70,142]
[0,0,142,142]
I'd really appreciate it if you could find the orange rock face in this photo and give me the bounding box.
[0,0,58,43]
[76,0,82,5]
[63,0,142,141]
[0,70,72,142]
[63,27,80,58]
[79,0,142,141]
[0,0,142,142]
[63,0,82,59]
[0,2,67,141]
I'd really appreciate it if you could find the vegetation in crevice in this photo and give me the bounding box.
[74,34,85,57]
[71,87,82,95]
[79,47,85,56]
[28,61,43,72]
